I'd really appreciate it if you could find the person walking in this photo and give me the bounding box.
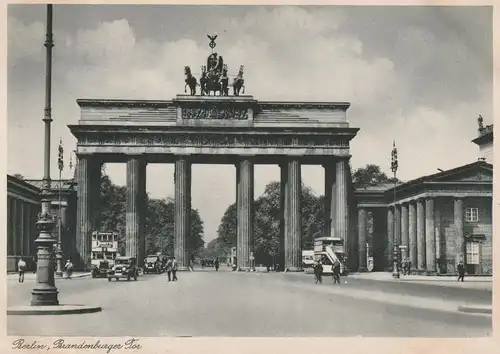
[214,257,220,272]
[166,258,173,281]
[32,255,37,274]
[17,258,26,283]
[457,260,465,282]
[332,259,341,285]
[313,260,323,284]
[172,256,178,281]
[65,259,73,279]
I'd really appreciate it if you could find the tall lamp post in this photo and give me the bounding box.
[391,141,400,279]
[31,4,59,305]
[55,138,64,276]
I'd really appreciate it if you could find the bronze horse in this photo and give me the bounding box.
[184,66,198,95]
[232,65,245,96]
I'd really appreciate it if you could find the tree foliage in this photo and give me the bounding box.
[211,181,325,265]
[352,164,401,188]
[97,174,205,257]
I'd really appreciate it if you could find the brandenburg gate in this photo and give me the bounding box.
[68,38,359,271]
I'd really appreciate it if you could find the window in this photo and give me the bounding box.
[466,242,480,265]
[465,208,479,222]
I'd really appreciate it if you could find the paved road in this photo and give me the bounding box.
[7,269,491,337]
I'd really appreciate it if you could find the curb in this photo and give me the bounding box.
[457,305,492,315]
[7,304,102,316]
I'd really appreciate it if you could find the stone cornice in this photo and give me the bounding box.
[77,98,351,111]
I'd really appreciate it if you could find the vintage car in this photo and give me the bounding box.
[92,260,110,278]
[143,255,163,274]
[107,256,139,281]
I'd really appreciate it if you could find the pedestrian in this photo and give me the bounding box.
[214,257,220,272]
[457,260,465,282]
[201,258,205,269]
[406,258,412,275]
[17,257,26,283]
[332,259,341,285]
[172,256,178,281]
[402,258,408,275]
[313,260,322,284]
[65,259,73,279]
[166,258,173,281]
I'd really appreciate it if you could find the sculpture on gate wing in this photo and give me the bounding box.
[184,34,246,96]
[184,66,199,95]
[232,65,245,96]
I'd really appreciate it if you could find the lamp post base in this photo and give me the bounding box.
[31,288,59,306]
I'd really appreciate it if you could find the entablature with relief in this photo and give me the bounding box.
[75,131,351,149]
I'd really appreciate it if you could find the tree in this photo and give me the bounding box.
[97,175,204,257]
[214,181,325,266]
[352,164,401,188]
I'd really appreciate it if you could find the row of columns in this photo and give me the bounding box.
[357,197,465,273]
[7,196,40,257]
[75,154,352,271]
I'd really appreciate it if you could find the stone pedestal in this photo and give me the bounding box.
[126,157,147,264]
[357,208,367,271]
[425,198,436,272]
[284,160,302,272]
[416,199,426,271]
[324,164,336,238]
[174,156,191,270]
[408,202,417,271]
[236,159,254,271]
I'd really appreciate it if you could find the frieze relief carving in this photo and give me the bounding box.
[79,133,345,148]
[181,106,248,120]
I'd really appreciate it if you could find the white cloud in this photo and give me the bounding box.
[8,7,490,242]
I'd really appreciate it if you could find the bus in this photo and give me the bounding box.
[313,237,348,275]
[91,231,119,268]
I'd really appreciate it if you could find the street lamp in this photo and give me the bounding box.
[31,4,59,305]
[391,141,400,279]
[55,138,64,277]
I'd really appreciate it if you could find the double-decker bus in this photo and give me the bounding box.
[91,231,119,268]
[313,237,348,275]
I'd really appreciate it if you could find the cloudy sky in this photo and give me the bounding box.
[7,5,492,242]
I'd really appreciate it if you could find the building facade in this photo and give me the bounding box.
[6,175,77,272]
[354,124,493,275]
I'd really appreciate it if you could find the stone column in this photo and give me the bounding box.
[386,207,394,270]
[394,204,401,247]
[425,198,436,272]
[323,163,336,238]
[24,203,30,256]
[335,159,349,246]
[174,156,191,270]
[60,204,68,257]
[279,164,287,270]
[434,200,442,273]
[371,208,387,271]
[236,158,254,271]
[454,198,465,264]
[285,159,302,271]
[416,199,426,271]
[357,208,367,271]
[76,156,91,269]
[408,202,417,271]
[7,196,13,255]
[126,157,147,263]
[401,203,409,260]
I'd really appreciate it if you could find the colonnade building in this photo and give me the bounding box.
[354,122,493,275]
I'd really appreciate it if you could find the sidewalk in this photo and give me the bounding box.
[347,272,492,290]
[7,271,91,281]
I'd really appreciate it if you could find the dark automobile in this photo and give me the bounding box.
[107,256,139,281]
[143,255,163,274]
[92,260,110,278]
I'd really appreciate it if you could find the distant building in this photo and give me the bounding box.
[6,176,77,272]
[354,122,493,275]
